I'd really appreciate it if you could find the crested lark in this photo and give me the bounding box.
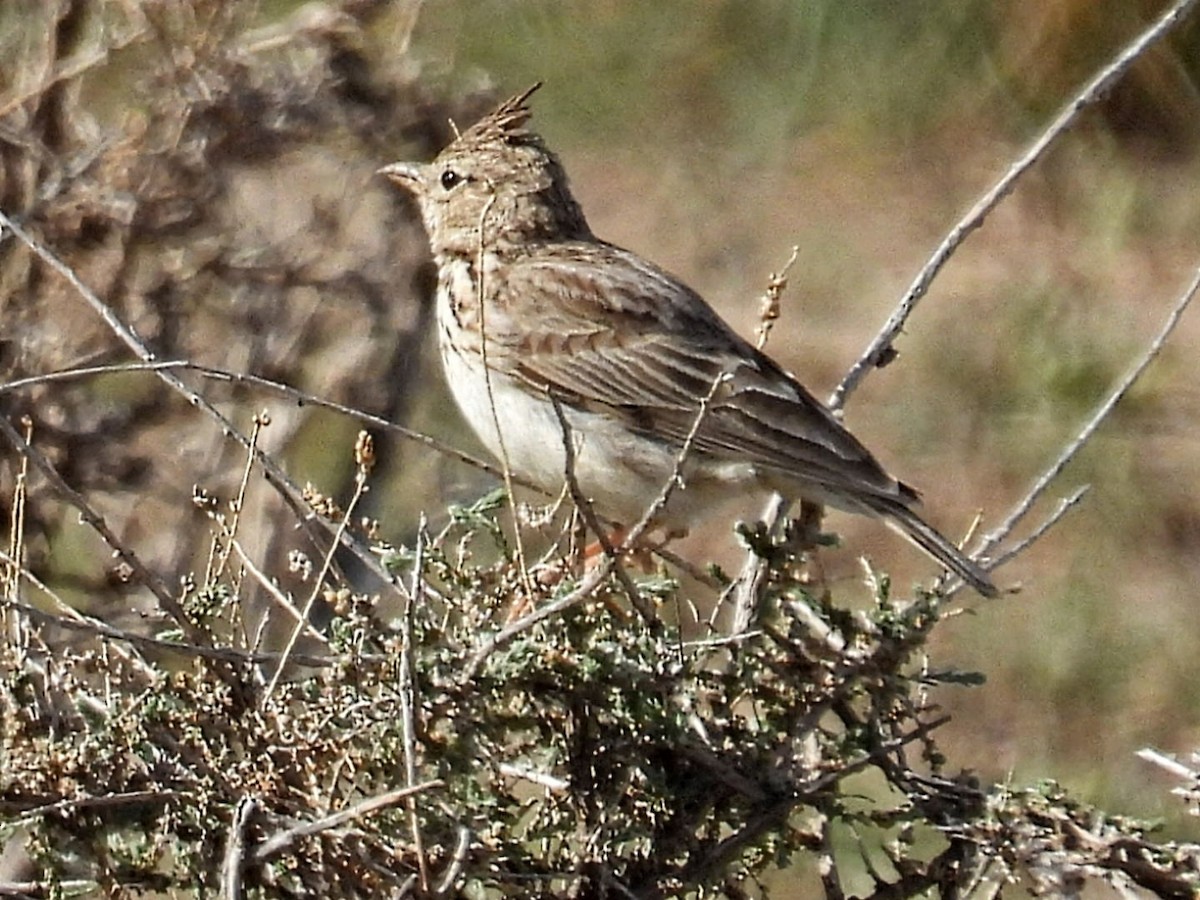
[380,85,997,597]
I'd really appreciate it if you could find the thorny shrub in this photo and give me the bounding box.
[1,2,1198,898]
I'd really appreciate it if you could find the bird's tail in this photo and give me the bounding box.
[867,497,998,598]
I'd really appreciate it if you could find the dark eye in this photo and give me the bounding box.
[439,169,462,190]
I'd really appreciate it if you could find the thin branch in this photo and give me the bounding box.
[0,881,93,896]
[262,434,373,703]
[184,365,515,483]
[227,538,328,644]
[718,242,805,633]
[496,764,570,793]
[472,191,537,599]
[7,789,186,824]
[675,742,769,802]
[754,245,799,350]
[0,414,202,641]
[548,396,655,623]
[653,544,724,591]
[830,0,1200,411]
[221,796,257,900]
[212,412,268,584]
[4,415,32,654]
[0,359,527,490]
[1136,747,1197,781]
[0,547,156,680]
[0,360,188,393]
[975,263,1200,560]
[723,493,791,635]
[1137,747,1200,814]
[957,485,1088,596]
[644,796,796,900]
[620,367,733,554]
[248,781,443,864]
[0,208,406,599]
[401,516,430,892]
[798,715,954,798]
[480,363,736,648]
[434,825,472,896]
[0,552,334,669]
[462,553,619,681]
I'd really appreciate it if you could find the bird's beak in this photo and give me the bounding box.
[377,162,423,190]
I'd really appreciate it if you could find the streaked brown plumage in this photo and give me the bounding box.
[380,85,997,597]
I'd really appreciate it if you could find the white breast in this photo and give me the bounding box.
[434,259,762,530]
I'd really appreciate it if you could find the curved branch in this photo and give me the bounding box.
[830,0,1200,412]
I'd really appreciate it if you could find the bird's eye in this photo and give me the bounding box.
[439,169,462,190]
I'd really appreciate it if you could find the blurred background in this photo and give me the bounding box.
[2,0,1199,888]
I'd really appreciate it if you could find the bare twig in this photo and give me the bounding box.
[0,547,156,680]
[798,715,953,796]
[504,362,734,636]
[1137,748,1200,812]
[9,789,186,826]
[3,416,31,654]
[462,554,619,681]
[249,781,443,864]
[220,796,257,900]
[975,263,1200,561]
[401,516,430,891]
[188,365,516,483]
[496,763,570,793]
[621,368,734,553]
[434,825,472,896]
[212,412,270,584]
[657,796,797,899]
[0,360,188,393]
[262,433,373,703]
[723,493,792,635]
[0,552,334,669]
[652,544,724,591]
[830,0,1200,411]
[0,208,405,599]
[473,192,537,600]
[755,245,799,350]
[0,879,93,896]
[227,539,328,645]
[1136,747,1197,781]
[675,742,769,802]
[0,415,200,640]
[548,396,655,623]
[955,485,1089,597]
[721,245,805,633]
[0,359,525,490]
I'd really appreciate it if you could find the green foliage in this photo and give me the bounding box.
[6,488,1197,895]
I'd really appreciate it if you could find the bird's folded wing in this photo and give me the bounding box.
[496,244,911,502]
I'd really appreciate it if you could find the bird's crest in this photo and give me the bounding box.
[452,83,544,154]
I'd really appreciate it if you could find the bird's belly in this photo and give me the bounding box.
[439,342,758,528]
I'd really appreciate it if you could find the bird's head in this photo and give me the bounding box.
[379,84,590,256]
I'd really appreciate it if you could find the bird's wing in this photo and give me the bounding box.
[489,242,912,503]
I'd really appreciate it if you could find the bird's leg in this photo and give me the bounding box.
[588,524,686,572]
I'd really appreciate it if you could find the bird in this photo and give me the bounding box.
[379,84,998,597]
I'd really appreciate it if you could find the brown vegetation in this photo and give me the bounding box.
[1,1,1198,897]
